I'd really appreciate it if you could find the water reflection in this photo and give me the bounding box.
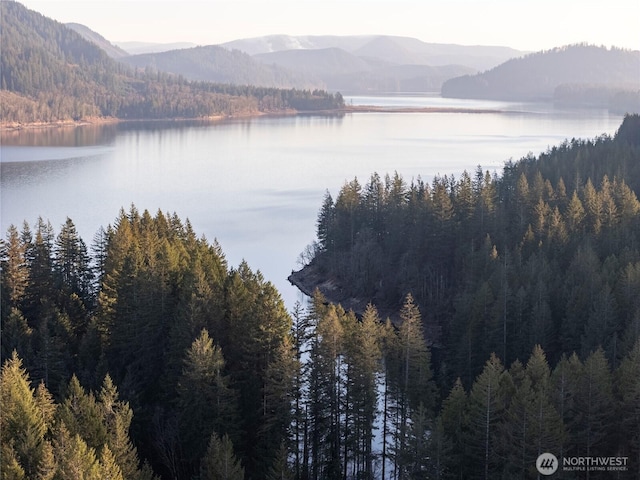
[1,123,119,147]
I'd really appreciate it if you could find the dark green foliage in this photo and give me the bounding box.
[3,115,640,478]
[306,114,640,386]
[1,208,294,480]
[177,329,237,475]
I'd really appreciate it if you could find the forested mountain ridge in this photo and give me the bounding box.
[253,47,475,93]
[442,44,640,109]
[121,45,324,89]
[65,22,129,59]
[0,1,343,126]
[245,35,501,93]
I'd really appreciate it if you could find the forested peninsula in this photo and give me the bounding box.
[0,1,344,127]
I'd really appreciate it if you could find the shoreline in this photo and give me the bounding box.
[0,105,502,131]
[289,261,443,345]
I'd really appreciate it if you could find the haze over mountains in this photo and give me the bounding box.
[66,25,640,109]
[2,0,639,120]
[442,44,640,111]
[70,25,525,93]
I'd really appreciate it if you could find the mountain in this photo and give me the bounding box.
[65,22,129,59]
[254,44,473,93]
[115,41,198,55]
[222,34,374,56]
[223,34,524,70]
[254,47,375,77]
[226,34,521,93]
[121,45,323,89]
[0,1,343,125]
[442,44,640,106]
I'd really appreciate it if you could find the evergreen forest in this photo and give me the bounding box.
[2,117,640,479]
[0,1,344,125]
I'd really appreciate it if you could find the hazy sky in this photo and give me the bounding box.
[17,0,640,51]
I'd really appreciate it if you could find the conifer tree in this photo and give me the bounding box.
[52,424,101,480]
[0,351,49,478]
[465,354,507,480]
[550,353,582,460]
[98,374,147,480]
[572,348,615,458]
[178,328,237,473]
[343,304,382,479]
[200,432,245,480]
[616,339,640,472]
[439,378,468,479]
[0,225,29,311]
[57,375,108,451]
[99,444,124,480]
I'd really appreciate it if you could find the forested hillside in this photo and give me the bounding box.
[441,44,640,109]
[2,119,640,479]
[0,1,343,125]
[122,45,323,89]
[301,114,640,378]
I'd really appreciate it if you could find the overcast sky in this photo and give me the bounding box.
[17,0,640,51]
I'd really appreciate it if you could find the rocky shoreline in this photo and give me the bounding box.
[289,261,442,345]
[288,262,372,317]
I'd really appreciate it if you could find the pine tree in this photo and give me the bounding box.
[0,224,29,310]
[398,402,431,480]
[465,354,507,480]
[99,444,124,480]
[550,353,582,460]
[565,190,586,232]
[439,378,468,479]
[98,374,145,480]
[177,328,237,473]
[343,304,382,479]
[54,217,94,304]
[525,346,564,465]
[52,424,101,480]
[57,375,108,451]
[388,294,436,480]
[572,348,615,459]
[200,432,245,480]
[266,441,295,480]
[0,351,50,478]
[616,339,640,474]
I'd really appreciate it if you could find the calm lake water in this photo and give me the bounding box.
[0,95,625,309]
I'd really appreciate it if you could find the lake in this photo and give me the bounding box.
[0,95,625,309]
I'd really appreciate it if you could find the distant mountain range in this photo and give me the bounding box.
[121,45,323,89]
[221,34,523,70]
[115,41,198,55]
[66,27,525,93]
[4,1,638,116]
[226,34,521,93]
[442,44,640,110]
